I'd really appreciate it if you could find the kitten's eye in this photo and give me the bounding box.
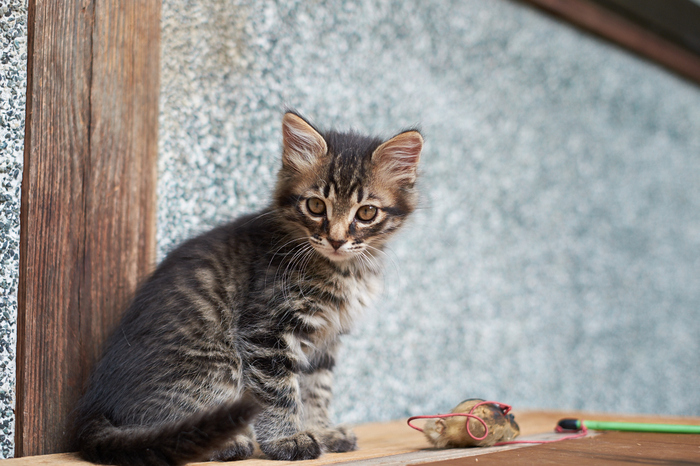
[356,205,377,221]
[307,197,326,215]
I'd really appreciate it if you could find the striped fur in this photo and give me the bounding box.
[74,112,422,464]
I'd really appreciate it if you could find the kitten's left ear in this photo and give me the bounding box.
[372,130,423,185]
[281,112,328,173]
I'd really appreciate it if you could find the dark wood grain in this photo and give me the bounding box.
[589,0,700,55]
[420,431,700,465]
[520,0,700,85]
[16,0,160,456]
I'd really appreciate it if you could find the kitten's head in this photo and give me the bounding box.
[274,111,422,263]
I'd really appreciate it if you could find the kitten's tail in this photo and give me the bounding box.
[77,395,261,466]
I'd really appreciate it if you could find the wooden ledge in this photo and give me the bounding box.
[5,410,699,465]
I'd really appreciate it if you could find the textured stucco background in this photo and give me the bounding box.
[159,0,700,425]
[0,0,26,458]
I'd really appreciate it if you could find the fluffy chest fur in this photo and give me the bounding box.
[291,264,382,357]
[252,237,384,370]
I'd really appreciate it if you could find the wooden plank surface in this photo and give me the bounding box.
[16,0,160,456]
[422,432,700,465]
[4,410,698,464]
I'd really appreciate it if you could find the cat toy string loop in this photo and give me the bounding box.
[407,400,512,441]
[407,400,589,445]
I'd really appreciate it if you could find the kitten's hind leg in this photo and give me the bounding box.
[210,425,257,461]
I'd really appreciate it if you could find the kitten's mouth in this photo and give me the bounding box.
[307,235,362,262]
[321,247,352,262]
[309,241,354,262]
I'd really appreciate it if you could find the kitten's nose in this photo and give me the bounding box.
[328,238,346,250]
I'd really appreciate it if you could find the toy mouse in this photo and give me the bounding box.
[408,399,520,448]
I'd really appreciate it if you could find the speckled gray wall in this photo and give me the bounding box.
[0,0,26,458]
[160,0,700,425]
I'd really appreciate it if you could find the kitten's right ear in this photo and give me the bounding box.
[371,130,423,185]
[281,112,328,172]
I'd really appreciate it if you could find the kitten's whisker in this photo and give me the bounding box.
[358,251,377,276]
[300,245,319,296]
[238,208,279,229]
[265,236,308,289]
[293,248,315,303]
[294,247,314,301]
[276,248,299,300]
[355,253,368,275]
[270,236,307,257]
[364,244,400,277]
[285,244,314,301]
[277,242,312,302]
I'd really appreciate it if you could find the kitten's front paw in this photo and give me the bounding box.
[317,425,358,453]
[260,431,322,461]
[210,432,257,461]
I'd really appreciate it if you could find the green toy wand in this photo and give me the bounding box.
[558,418,700,434]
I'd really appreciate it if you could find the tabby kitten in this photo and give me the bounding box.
[75,111,423,465]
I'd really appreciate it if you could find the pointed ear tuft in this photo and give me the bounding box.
[281,112,328,172]
[372,130,423,184]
